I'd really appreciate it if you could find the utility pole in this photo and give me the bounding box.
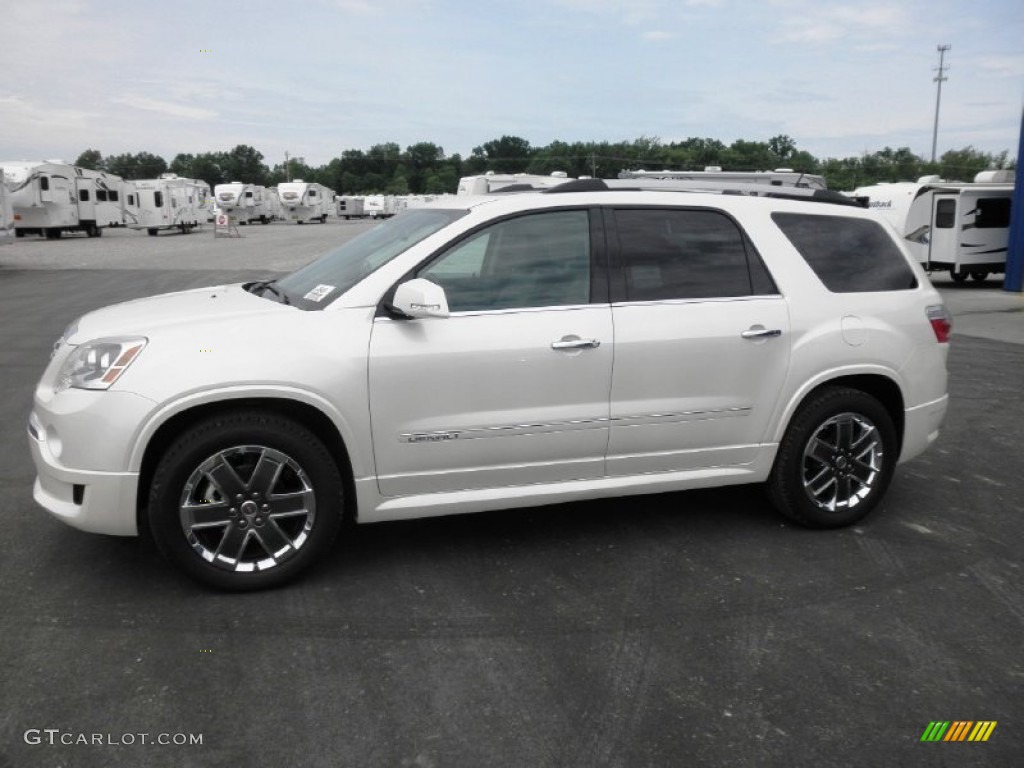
[931,44,951,163]
[284,150,291,182]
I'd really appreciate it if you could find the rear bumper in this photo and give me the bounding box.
[899,394,949,464]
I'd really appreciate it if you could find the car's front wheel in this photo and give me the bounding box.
[768,387,897,528]
[148,411,344,590]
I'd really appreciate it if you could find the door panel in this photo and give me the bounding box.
[369,307,612,495]
[606,206,791,475]
[607,298,790,474]
[369,207,612,497]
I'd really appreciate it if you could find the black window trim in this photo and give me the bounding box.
[604,204,781,304]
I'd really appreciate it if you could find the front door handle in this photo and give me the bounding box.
[551,336,601,350]
[741,327,782,339]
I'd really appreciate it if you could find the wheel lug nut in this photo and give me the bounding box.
[238,519,247,528]
[262,504,269,511]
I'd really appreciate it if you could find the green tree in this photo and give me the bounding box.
[75,149,105,171]
[469,135,533,173]
[219,145,269,185]
[104,151,167,179]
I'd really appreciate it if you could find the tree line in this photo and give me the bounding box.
[74,135,1016,195]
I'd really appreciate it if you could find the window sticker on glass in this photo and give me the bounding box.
[303,284,336,302]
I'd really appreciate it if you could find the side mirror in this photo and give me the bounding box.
[391,278,450,319]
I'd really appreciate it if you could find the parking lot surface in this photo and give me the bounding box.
[1,223,1021,767]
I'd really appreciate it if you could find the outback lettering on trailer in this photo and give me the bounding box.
[869,200,893,209]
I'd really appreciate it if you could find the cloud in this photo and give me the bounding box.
[643,30,675,41]
[770,2,909,45]
[111,96,217,121]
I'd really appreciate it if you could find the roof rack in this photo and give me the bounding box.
[544,178,864,207]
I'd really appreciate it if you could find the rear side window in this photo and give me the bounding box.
[613,208,776,301]
[773,213,917,292]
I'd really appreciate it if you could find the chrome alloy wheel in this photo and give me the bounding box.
[178,445,317,573]
[801,412,883,513]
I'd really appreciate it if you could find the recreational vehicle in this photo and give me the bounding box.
[456,171,571,195]
[213,182,270,224]
[126,174,207,235]
[618,167,828,189]
[336,195,365,219]
[1,161,125,238]
[854,171,1015,281]
[276,181,334,223]
[363,194,398,218]
[0,169,13,245]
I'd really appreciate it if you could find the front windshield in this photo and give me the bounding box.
[276,208,467,309]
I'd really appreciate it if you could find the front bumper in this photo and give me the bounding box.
[27,387,154,536]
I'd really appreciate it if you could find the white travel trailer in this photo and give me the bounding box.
[190,178,214,222]
[0,169,13,245]
[1,161,125,238]
[619,167,828,189]
[125,174,207,235]
[363,194,399,218]
[336,195,365,219]
[457,171,571,195]
[213,182,271,224]
[276,181,334,223]
[854,171,1015,281]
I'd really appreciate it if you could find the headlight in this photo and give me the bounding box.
[54,337,148,393]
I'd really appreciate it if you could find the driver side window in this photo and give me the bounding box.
[420,210,591,312]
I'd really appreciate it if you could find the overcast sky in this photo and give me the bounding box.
[3,0,1022,168]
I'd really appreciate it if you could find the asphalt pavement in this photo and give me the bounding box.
[0,224,1020,767]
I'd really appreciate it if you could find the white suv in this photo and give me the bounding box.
[28,180,951,589]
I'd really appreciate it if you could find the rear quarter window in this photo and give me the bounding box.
[772,212,918,292]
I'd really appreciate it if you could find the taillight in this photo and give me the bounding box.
[926,305,952,343]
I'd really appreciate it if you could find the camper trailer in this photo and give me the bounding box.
[456,171,572,195]
[0,169,13,245]
[213,182,270,224]
[276,181,334,223]
[126,174,207,235]
[854,171,1015,281]
[618,167,828,190]
[336,195,365,219]
[190,178,214,222]
[1,161,125,238]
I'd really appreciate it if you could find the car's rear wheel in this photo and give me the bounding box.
[148,411,344,590]
[768,387,897,528]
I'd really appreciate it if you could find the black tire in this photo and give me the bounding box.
[45,228,61,240]
[768,387,897,528]
[147,228,159,236]
[147,411,344,590]
[950,269,968,282]
[970,271,988,281]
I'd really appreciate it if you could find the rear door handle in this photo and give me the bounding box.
[551,336,601,350]
[741,327,782,339]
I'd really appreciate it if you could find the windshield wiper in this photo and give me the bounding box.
[248,279,290,305]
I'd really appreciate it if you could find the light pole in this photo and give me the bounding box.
[931,44,951,164]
